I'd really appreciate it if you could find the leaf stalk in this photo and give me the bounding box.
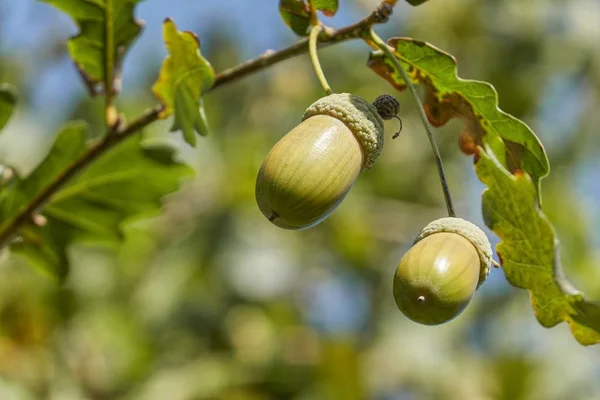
[104,0,117,129]
[368,29,456,218]
[309,25,334,95]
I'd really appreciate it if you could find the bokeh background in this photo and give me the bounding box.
[1,0,600,399]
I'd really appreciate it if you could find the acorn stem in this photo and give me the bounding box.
[309,25,334,96]
[392,115,403,139]
[369,29,456,218]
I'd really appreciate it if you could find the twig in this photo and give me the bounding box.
[369,29,456,218]
[208,1,395,91]
[0,1,397,249]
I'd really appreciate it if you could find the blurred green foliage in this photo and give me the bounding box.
[0,1,599,399]
[0,83,17,132]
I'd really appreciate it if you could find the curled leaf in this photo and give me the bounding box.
[152,19,215,146]
[279,0,339,36]
[368,38,549,199]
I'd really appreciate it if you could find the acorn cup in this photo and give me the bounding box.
[255,93,394,230]
[393,217,493,325]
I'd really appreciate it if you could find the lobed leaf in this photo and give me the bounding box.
[368,38,549,199]
[40,0,143,95]
[0,123,193,281]
[0,83,17,133]
[475,147,600,346]
[152,19,215,146]
[279,0,339,36]
[367,36,596,345]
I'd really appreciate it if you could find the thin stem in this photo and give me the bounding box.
[0,1,398,249]
[309,25,333,95]
[104,0,117,128]
[369,29,456,218]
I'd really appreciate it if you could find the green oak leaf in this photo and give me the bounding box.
[368,38,550,199]
[0,122,192,281]
[406,0,430,5]
[475,147,600,346]
[0,83,17,133]
[279,0,310,36]
[279,0,339,36]
[152,18,215,147]
[40,0,143,95]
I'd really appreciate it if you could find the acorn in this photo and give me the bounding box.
[255,93,390,230]
[393,217,493,325]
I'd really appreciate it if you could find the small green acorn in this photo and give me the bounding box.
[393,217,493,325]
[255,93,391,230]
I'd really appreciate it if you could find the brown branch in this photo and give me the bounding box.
[209,1,394,91]
[0,1,396,249]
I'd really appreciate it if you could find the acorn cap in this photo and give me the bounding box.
[302,93,384,170]
[414,217,492,288]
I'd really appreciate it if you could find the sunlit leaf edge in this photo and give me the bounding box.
[152,18,215,146]
[475,146,600,346]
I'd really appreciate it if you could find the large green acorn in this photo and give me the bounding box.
[393,217,493,325]
[255,93,389,230]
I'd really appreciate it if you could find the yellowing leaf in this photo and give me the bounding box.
[152,19,215,146]
[368,38,550,199]
[40,0,143,95]
[475,147,600,346]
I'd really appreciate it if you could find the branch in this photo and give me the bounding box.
[0,106,162,246]
[209,1,394,91]
[0,1,396,248]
